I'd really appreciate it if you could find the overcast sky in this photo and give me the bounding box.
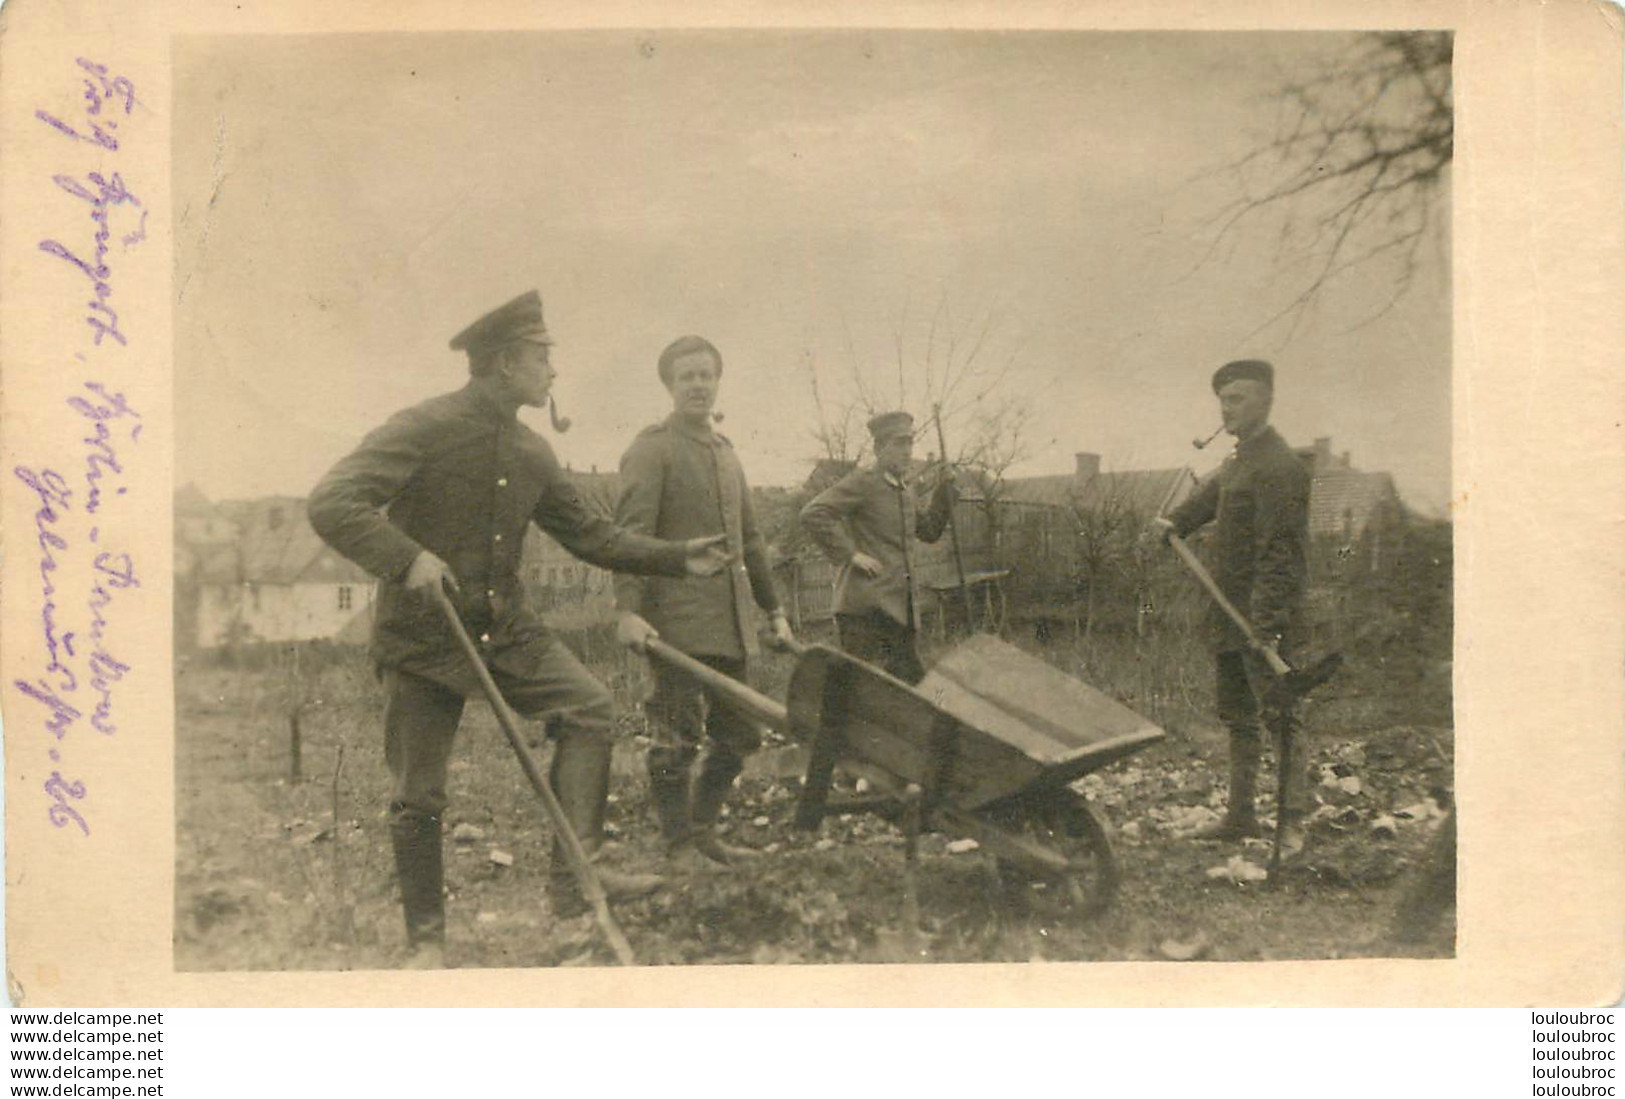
[174,31,1450,512]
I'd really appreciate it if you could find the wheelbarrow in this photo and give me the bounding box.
[643,632,1165,920]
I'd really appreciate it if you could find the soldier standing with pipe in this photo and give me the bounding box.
[1149,360,1313,857]
[613,335,795,872]
[308,290,730,966]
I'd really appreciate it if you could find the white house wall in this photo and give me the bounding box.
[197,581,374,648]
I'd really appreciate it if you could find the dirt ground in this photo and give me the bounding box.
[174,638,1454,972]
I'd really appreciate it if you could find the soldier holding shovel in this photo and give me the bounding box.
[309,291,730,966]
[1149,359,1315,861]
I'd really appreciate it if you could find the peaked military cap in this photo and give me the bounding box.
[1211,359,1274,393]
[449,290,553,353]
[867,410,915,442]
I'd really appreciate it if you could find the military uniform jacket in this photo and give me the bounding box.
[613,415,780,660]
[800,467,955,629]
[1169,425,1311,652]
[308,383,689,693]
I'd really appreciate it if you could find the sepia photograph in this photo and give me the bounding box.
[168,29,1455,973]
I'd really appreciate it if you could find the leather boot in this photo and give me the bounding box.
[647,752,694,851]
[389,809,446,961]
[1197,734,1263,841]
[548,734,665,916]
[647,752,724,875]
[690,749,760,867]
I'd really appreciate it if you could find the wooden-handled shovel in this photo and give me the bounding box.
[431,586,637,966]
[1166,534,1342,702]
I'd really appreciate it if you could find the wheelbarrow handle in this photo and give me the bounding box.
[643,637,790,730]
[1167,534,1292,677]
[430,586,637,966]
[758,626,808,657]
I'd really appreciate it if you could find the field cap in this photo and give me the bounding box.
[450,290,552,353]
[867,411,915,443]
[1211,359,1274,393]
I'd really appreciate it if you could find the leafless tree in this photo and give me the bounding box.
[1068,472,1147,642]
[804,296,1038,495]
[1206,31,1452,338]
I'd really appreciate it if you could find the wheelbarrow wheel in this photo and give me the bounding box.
[989,790,1119,919]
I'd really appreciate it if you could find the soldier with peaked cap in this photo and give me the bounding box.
[613,335,796,872]
[800,410,957,684]
[1149,359,1314,858]
[308,290,730,967]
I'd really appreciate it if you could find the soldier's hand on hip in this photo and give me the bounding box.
[682,533,732,577]
[405,550,460,596]
[1145,517,1175,546]
[616,612,659,653]
[770,611,796,648]
[849,551,884,577]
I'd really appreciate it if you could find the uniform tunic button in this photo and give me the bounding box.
[494,534,503,542]
[486,589,496,598]
[479,633,491,643]
[497,478,508,487]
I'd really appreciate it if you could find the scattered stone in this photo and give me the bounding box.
[814,838,836,851]
[752,816,771,827]
[1205,855,1269,884]
[488,849,515,867]
[946,838,980,854]
[451,823,486,844]
[476,912,500,925]
[1119,821,1142,842]
[288,822,331,846]
[1158,932,1211,961]
[1396,798,1447,822]
[1162,805,1222,837]
[1369,815,1399,839]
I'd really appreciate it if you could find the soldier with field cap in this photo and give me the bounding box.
[613,335,795,873]
[308,290,731,967]
[800,410,957,684]
[1148,359,1313,857]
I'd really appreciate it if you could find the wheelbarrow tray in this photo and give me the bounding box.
[786,634,1164,813]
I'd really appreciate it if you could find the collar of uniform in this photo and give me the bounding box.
[1234,424,1280,459]
[665,412,719,445]
[459,381,519,424]
[882,470,906,490]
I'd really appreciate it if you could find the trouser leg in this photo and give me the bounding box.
[383,670,465,947]
[690,656,765,863]
[644,658,703,851]
[647,653,764,868]
[838,611,925,685]
[689,655,762,828]
[1245,647,1311,817]
[1214,651,1263,830]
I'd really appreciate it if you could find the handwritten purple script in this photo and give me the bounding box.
[16,58,146,838]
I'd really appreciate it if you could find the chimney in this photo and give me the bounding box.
[1075,452,1101,481]
[1312,437,1332,470]
[1340,450,1351,468]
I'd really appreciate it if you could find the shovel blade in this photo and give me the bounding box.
[1267,652,1344,707]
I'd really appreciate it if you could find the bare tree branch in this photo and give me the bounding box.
[1199,31,1452,334]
